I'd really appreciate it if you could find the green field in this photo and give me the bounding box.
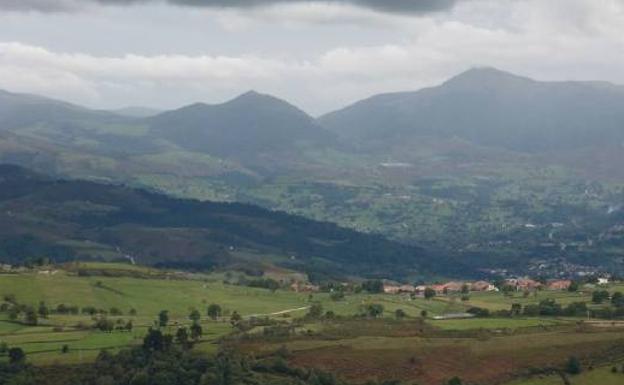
[0,269,314,364]
[507,364,624,385]
[430,317,565,330]
[2,265,624,383]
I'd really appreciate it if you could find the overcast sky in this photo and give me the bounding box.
[0,0,623,115]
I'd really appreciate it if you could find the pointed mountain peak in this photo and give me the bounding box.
[443,67,534,88]
[229,90,284,105]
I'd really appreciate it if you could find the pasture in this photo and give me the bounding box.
[2,264,624,379]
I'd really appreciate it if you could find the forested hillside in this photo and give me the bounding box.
[0,165,451,280]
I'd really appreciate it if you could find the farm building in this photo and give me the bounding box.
[506,278,541,291]
[383,284,401,294]
[442,281,465,293]
[290,282,320,293]
[471,281,497,292]
[547,280,572,290]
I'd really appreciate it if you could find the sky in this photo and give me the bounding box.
[0,0,623,115]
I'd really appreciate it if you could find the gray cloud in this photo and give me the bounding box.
[0,0,459,14]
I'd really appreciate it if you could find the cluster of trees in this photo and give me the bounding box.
[94,317,134,333]
[0,294,140,329]
[0,296,39,326]
[359,304,385,318]
[0,325,351,385]
[245,278,281,292]
[466,295,624,319]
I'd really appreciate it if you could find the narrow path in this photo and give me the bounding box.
[245,306,310,319]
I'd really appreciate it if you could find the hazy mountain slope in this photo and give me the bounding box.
[0,89,133,133]
[112,106,162,118]
[319,68,624,153]
[0,164,451,279]
[149,91,336,163]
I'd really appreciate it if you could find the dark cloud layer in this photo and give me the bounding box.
[1,0,459,14]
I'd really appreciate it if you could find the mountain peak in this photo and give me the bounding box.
[229,90,286,106]
[443,67,534,88]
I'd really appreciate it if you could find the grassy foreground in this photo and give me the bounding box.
[1,264,624,385]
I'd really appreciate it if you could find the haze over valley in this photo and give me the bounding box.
[2,68,624,277]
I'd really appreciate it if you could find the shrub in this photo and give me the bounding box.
[565,356,582,375]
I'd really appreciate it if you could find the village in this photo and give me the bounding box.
[380,277,611,296]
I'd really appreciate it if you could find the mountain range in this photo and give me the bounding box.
[2,67,624,276]
[321,68,624,153]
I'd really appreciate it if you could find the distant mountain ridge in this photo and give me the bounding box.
[149,90,336,162]
[319,67,624,153]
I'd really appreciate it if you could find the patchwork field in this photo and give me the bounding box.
[241,322,624,385]
[2,264,624,385]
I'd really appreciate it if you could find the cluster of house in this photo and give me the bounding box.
[383,280,497,295]
[383,277,610,296]
[290,281,321,293]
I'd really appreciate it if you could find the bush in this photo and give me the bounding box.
[8,347,25,364]
[565,356,582,375]
[361,304,384,318]
[467,307,490,317]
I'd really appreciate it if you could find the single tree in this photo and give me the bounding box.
[8,347,25,364]
[38,301,49,318]
[230,311,242,325]
[424,288,436,300]
[24,308,38,326]
[363,304,384,318]
[175,327,189,347]
[190,322,203,341]
[395,309,407,319]
[307,303,323,319]
[207,304,222,320]
[189,309,201,323]
[158,310,169,328]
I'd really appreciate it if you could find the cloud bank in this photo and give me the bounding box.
[1,0,623,115]
[0,0,460,14]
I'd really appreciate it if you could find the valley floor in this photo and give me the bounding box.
[1,263,624,385]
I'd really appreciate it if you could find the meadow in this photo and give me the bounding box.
[2,264,624,385]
